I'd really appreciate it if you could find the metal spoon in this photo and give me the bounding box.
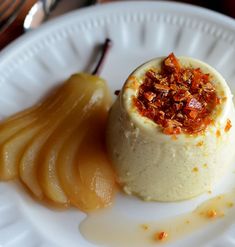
[23,0,59,31]
[23,0,97,32]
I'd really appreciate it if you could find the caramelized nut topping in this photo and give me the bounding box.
[207,209,217,218]
[154,231,168,241]
[134,53,220,134]
[225,119,232,132]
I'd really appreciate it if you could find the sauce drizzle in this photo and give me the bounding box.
[80,190,235,247]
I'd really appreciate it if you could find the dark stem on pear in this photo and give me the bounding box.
[92,38,112,76]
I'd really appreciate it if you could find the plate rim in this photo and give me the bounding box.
[0,1,235,246]
[1,0,235,65]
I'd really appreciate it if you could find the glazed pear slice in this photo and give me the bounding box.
[0,124,44,180]
[37,73,107,206]
[56,123,87,208]
[75,119,116,211]
[0,81,80,180]
[57,109,115,212]
[19,76,90,200]
[0,84,65,145]
[19,114,73,200]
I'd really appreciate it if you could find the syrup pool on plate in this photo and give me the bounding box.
[80,189,235,247]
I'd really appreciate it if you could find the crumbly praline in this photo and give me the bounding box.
[133,53,220,136]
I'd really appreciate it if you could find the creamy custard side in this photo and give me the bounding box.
[106,54,235,201]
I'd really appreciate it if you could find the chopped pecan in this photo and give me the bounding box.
[173,89,191,102]
[146,70,158,82]
[182,69,192,82]
[189,110,199,119]
[154,84,170,91]
[203,83,215,92]
[163,53,180,73]
[225,119,232,132]
[144,91,156,101]
[170,84,178,91]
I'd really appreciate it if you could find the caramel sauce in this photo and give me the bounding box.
[80,190,235,246]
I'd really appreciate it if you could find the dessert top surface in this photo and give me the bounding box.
[122,53,231,136]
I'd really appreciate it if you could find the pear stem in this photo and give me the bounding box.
[92,38,112,76]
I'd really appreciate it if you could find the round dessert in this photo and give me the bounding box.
[106,53,235,202]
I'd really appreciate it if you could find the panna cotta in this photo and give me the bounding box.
[106,53,235,202]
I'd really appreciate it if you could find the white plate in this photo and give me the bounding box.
[1,1,235,247]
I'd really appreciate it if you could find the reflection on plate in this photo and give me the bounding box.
[0,1,235,246]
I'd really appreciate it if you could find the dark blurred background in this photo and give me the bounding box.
[178,0,235,18]
[1,0,235,50]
